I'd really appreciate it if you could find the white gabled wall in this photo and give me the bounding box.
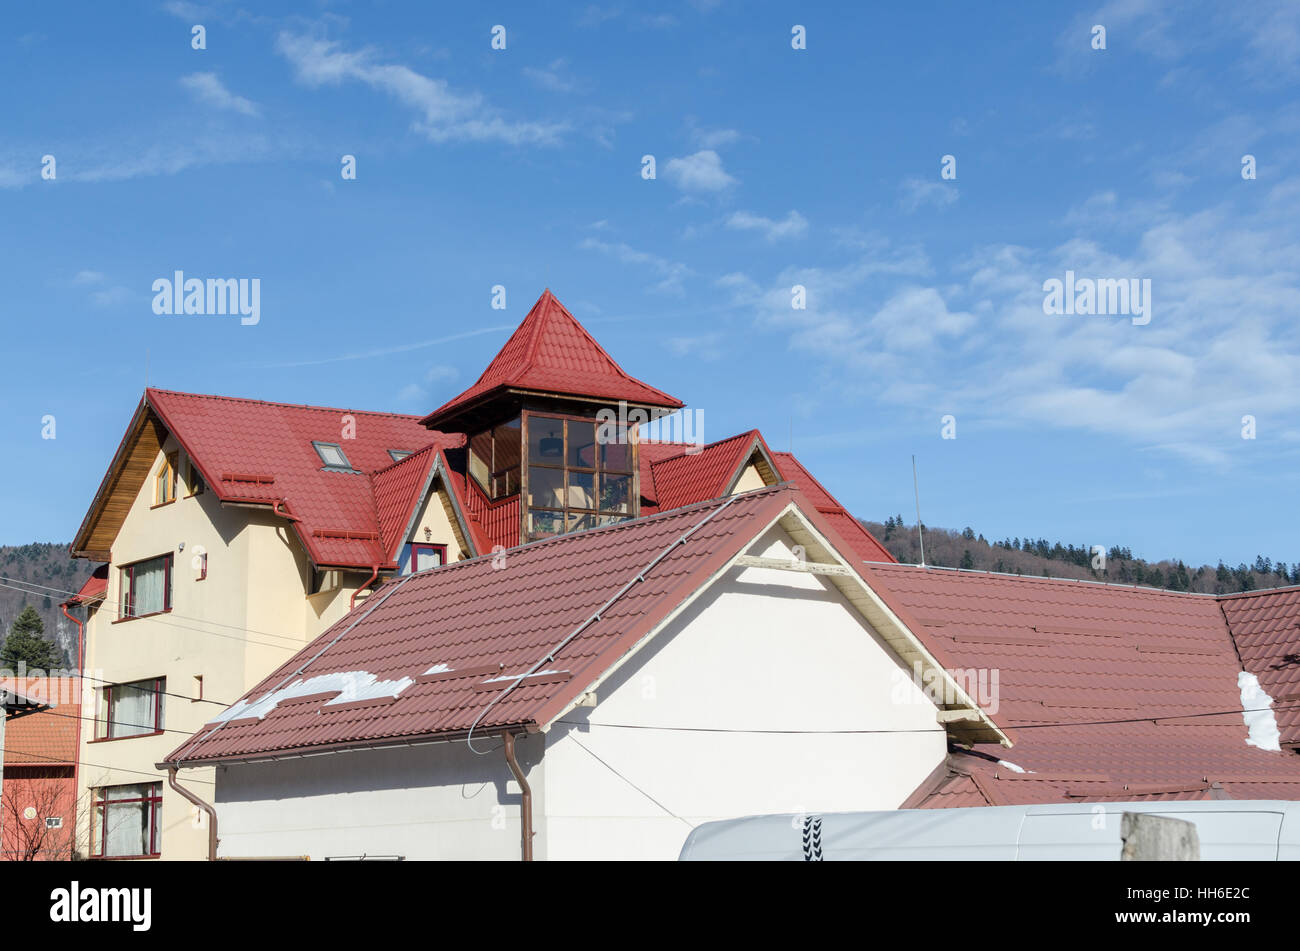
[540,525,947,860]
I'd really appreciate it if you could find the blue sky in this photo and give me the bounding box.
[3,1,1299,567]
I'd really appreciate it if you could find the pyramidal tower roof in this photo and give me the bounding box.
[420,289,684,430]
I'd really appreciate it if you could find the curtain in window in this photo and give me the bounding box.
[100,784,157,857]
[111,683,156,737]
[131,559,166,615]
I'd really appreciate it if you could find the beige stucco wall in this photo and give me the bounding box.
[731,462,768,493]
[76,438,470,859]
[77,437,363,859]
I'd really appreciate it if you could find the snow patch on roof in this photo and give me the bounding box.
[1238,671,1281,751]
[423,663,454,675]
[212,670,414,723]
[997,759,1031,774]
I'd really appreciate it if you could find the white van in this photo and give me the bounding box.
[678,801,1300,860]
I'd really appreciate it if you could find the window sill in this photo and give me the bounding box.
[149,499,176,510]
[89,730,164,744]
[112,609,172,624]
[90,854,162,861]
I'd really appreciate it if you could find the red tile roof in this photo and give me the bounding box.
[2,679,80,766]
[163,487,811,765]
[1220,586,1300,748]
[420,290,683,429]
[146,389,463,568]
[643,431,760,514]
[857,564,1300,805]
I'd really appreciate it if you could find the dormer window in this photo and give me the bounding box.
[388,450,412,462]
[313,441,354,472]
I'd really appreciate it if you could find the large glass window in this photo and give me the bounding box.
[525,413,635,541]
[96,678,165,739]
[92,783,162,858]
[468,416,521,500]
[120,554,172,619]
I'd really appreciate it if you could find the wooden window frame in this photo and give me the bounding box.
[521,410,637,542]
[152,452,178,507]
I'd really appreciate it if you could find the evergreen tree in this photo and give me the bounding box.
[960,549,975,570]
[1,605,63,670]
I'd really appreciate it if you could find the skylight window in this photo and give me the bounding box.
[388,449,412,462]
[313,441,354,472]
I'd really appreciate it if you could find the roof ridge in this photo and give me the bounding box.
[871,561,1235,598]
[146,387,427,422]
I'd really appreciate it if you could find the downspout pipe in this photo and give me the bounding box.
[60,601,85,859]
[167,767,218,861]
[350,565,380,611]
[502,731,533,862]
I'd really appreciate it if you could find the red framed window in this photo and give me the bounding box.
[119,554,173,619]
[411,543,447,572]
[95,678,165,740]
[92,783,162,858]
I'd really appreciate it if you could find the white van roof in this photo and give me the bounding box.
[679,801,1300,861]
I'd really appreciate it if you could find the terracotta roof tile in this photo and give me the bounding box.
[421,290,682,428]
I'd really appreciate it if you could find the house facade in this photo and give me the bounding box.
[164,488,996,860]
[69,289,894,859]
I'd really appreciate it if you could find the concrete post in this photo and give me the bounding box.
[1120,812,1200,861]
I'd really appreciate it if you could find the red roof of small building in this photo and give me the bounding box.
[420,290,683,429]
[857,564,1300,805]
[164,487,823,765]
[63,565,108,606]
[2,679,80,767]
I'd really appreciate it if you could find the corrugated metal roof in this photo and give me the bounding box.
[165,487,802,765]
[856,564,1300,805]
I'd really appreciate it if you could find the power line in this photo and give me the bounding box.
[0,573,309,645]
[566,734,693,830]
[0,578,300,652]
[1,744,213,785]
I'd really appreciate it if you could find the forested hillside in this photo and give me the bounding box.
[863,516,1298,595]
[0,543,93,668]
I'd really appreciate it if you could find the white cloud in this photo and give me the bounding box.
[663,150,737,191]
[276,32,567,146]
[725,209,808,241]
[523,58,579,93]
[899,177,958,212]
[579,237,692,294]
[180,72,260,116]
[73,270,104,285]
[745,182,1300,471]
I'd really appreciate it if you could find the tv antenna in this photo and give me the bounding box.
[912,454,926,567]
